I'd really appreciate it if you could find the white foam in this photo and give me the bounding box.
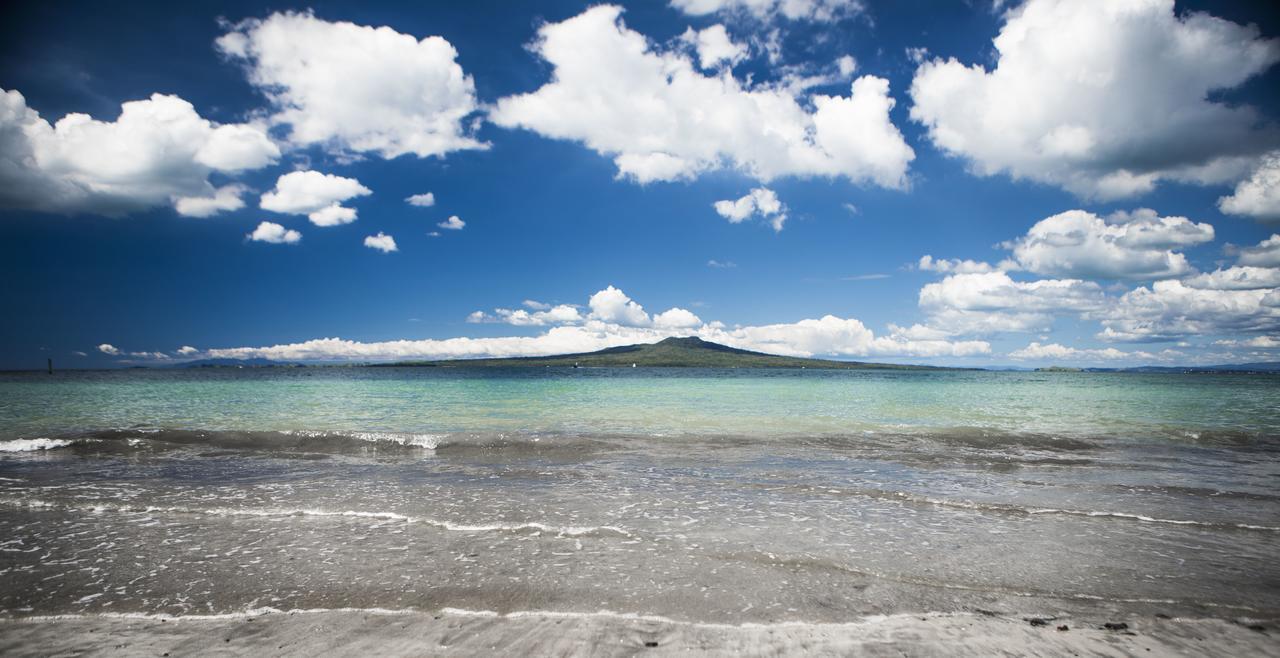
[896,492,1280,532]
[0,439,74,453]
[0,499,633,538]
[3,606,969,630]
[281,430,441,449]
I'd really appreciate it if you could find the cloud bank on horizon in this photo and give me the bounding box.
[2,0,1280,367]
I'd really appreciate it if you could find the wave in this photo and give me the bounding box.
[888,491,1280,531]
[3,425,1276,463]
[0,429,444,454]
[0,438,76,452]
[0,498,634,539]
[743,483,1280,532]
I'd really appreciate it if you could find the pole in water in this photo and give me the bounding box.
[47,358,53,374]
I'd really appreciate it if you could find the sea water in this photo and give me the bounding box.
[0,367,1277,623]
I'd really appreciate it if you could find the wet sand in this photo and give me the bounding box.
[1,609,1276,657]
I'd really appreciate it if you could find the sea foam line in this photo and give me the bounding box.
[0,439,76,453]
[891,492,1280,532]
[0,606,983,630]
[4,606,1267,630]
[0,499,633,538]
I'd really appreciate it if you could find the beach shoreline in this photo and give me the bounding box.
[2,608,1275,657]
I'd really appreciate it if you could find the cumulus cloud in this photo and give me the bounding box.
[1183,266,1280,291]
[490,6,913,186]
[918,271,1104,335]
[1214,336,1280,349]
[405,192,435,207]
[1002,209,1214,280]
[714,187,787,231]
[682,25,746,70]
[669,0,864,22]
[217,11,485,159]
[653,307,703,329]
[916,255,995,274]
[1237,234,1280,268]
[911,210,1279,349]
[1008,341,1156,362]
[247,221,301,244]
[1099,280,1280,342]
[437,215,465,230]
[909,0,1280,199]
[588,285,652,327]
[469,304,584,326]
[97,344,120,356]
[174,185,248,218]
[363,232,397,253]
[0,89,278,216]
[167,284,988,362]
[260,170,371,226]
[1219,152,1280,222]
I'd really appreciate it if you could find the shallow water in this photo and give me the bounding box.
[1,367,1278,623]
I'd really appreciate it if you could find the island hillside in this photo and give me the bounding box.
[371,336,953,370]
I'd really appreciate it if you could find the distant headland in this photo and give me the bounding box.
[369,336,955,370]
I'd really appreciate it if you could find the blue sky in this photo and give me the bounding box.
[2,0,1279,369]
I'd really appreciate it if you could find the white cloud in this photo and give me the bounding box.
[1213,336,1280,349]
[682,25,746,70]
[0,88,278,216]
[1219,152,1280,222]
[247,221,301,244]
[405,192,436,207]
[125,351,171,361]
[669,0,864,22]
[1003,209,1213,280]
[174,184,248,218]
[260,170,371,226]
[471,304,585,327]
[1100,280,1280,342]
[714,187,787,231]
[705,316,990,358]
[217,11,485,159]
[177,346,199,355]
[490,6,913,186]
[437,215,465,230]
[653,307,703,329]
[523,300,552,311]
[1009,341,1152,362]
[97,343,120,356]
[918,271,1104,335]
[363,232,397,253]
[916,255,995,274]
[707,259,737,268]
[836,55,857,77]
[1237,234,1280,268]
[1183,266,1280,291]
[909,0,1280,199]
[588,285,652,327]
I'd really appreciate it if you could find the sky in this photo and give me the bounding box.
[2,0,1280,369]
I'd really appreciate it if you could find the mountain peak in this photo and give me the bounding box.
[655,336,709,347]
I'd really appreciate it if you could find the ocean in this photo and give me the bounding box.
[1,367,1278,626]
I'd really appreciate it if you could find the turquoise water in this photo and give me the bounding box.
[2,368,1277,441]
[2,367,1279,623]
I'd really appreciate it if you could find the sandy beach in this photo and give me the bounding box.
[2,608,1276,657]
